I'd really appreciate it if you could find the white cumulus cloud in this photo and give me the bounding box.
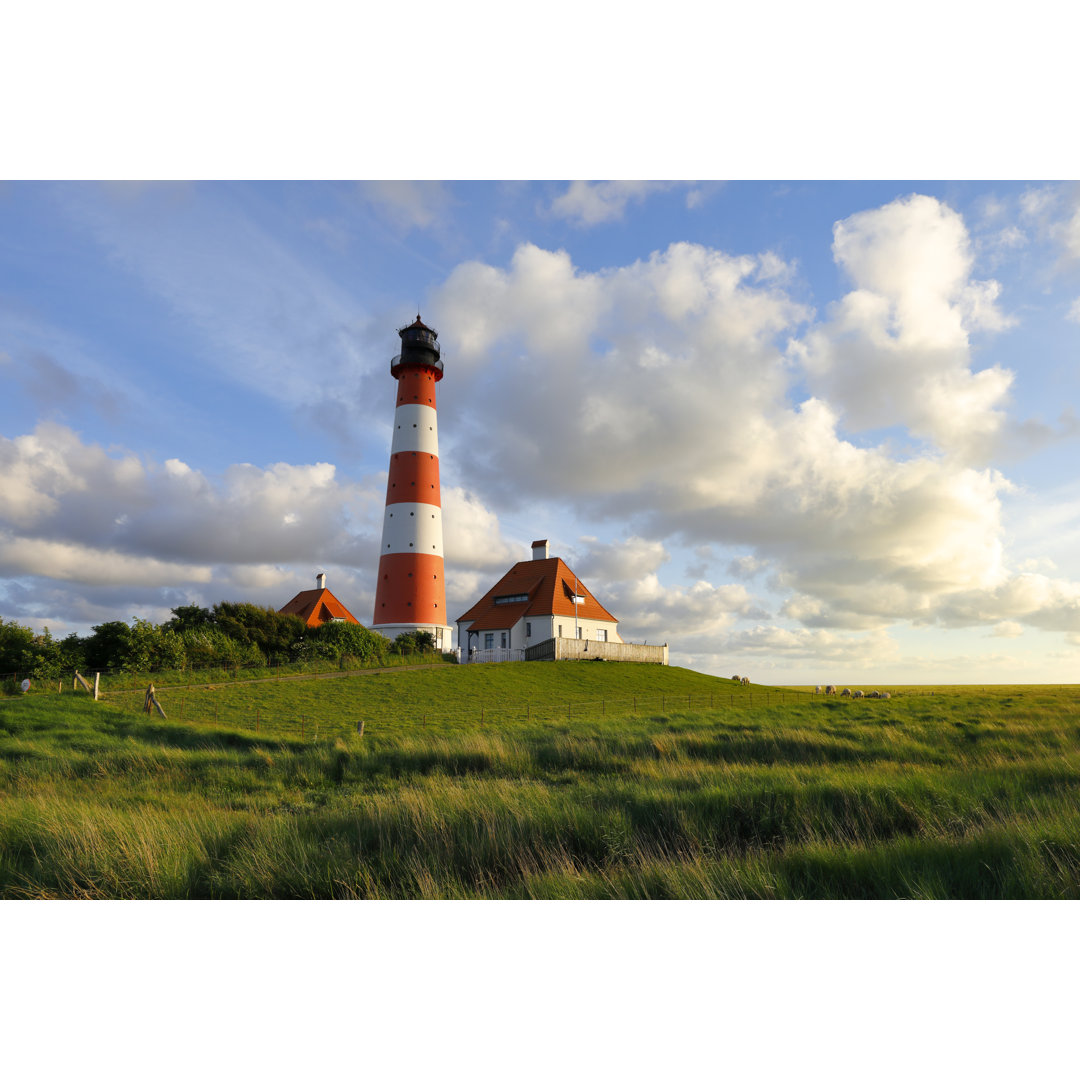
[798,193,1015,461]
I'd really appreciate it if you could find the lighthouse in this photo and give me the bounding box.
[370,316,453,651]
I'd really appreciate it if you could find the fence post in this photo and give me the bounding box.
[357,720,365,736]
[93,672,100,701]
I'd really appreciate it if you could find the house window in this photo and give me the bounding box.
[597,629,607,642]
[526,622,532,638]
[484,633,494,649]
[558,624,563,637]
[500,632,507,649]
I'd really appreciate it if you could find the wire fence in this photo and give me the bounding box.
[15,664,1021,743]
[1,653,453,698]
[91,683,823,742]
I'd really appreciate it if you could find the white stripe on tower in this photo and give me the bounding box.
[389,404,439,456]
[379,504,444,556]
[371,316,452,651]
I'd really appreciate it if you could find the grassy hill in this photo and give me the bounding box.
[99,660,778,737]
[2,663,1079,899]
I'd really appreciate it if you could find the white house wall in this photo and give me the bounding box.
[459,615,623,651]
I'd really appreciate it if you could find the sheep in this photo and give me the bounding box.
[841,687,851,697]
[868,691,880,699]
[880,691,891,700]
[824,685,837,695]
[814,686,822,695]
[852,689,864,699]
[740,676,750,687]
[731,675,740,682]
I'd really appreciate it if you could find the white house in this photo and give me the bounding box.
[456,540,622,660]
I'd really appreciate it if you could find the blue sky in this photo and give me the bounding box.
[4,178,1080,682]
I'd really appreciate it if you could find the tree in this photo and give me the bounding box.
[166,605,213,633]
[0,619,63,679]
[85,621,133,671]
[178,627,262,671]
[212,603,306,664]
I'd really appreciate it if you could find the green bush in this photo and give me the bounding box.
[178,627,263,671]
[390,630,437,656]
[307,621,388,665]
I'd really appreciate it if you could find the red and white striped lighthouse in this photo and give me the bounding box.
[371,316,453,651]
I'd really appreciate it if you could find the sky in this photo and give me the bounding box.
[4,6,1078,1058]
[4,178,1080,683]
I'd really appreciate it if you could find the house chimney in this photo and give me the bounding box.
[316,571,326,590]
[531,539,549,561]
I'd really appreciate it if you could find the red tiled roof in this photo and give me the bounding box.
[278,588,360,628]
[455,557,617,628]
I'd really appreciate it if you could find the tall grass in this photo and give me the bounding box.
[2,676,1079,898]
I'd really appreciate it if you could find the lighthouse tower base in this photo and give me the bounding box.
[370,622,454,653]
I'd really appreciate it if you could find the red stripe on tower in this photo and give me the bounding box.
[371,316,453,652]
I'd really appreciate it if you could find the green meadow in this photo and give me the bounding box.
[2,663,1079,899]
